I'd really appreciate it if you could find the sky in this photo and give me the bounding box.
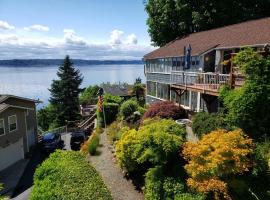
[0,0,155,60]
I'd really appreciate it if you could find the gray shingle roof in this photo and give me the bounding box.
[144,17,270,59]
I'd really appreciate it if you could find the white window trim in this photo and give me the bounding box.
[8,115,18,133]
[0,118,5,136]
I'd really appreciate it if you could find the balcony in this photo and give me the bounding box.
[146,71,230,96]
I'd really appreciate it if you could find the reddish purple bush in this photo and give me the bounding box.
[143,101,186,120]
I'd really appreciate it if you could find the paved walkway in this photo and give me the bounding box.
[89,132,144,200]
[0,160,29,198]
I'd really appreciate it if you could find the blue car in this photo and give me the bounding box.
[41,132,63,153]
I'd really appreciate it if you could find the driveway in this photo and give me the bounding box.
[11,133,71,200]
[11,145,47,199]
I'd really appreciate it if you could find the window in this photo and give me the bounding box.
[8,115,17,132]
[147,81,157,97]
[0,119,4,136]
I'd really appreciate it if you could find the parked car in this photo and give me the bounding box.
[70,131,86,151]
[41,132,63,153]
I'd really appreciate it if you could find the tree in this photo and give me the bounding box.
[79,85,99,105]
[145,0,270,46]
[129,77,145,103]
[49,56,83,126]
[220,48,270,139]
[37,104,56,131]
[183,129,254,200]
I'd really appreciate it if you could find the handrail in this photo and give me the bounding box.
[78,114,96,129]
[42,126,67,135]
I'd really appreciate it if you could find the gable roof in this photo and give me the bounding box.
[144,17,270,60]
[0,103,31,114]
[0,94,40,104]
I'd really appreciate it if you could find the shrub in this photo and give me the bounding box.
[0,183,6,200]
[219,48,270,139]
[104,93,123,104]
[107,121,130,143]
[88,133,100,155]
[30,151,112,200]
[144,166,203,200]
[116,119,186,172]
[175,193,205,200]
[192,112,228,138]
[143,101,186,120]
[97,102,119,127]
[79,85,99,105]
[120,99,139,119]
[183,129,254,199]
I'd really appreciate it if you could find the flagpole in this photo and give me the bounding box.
[98,87,107,133]
[102,104,107,132]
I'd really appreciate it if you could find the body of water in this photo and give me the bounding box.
[0,64,145,107]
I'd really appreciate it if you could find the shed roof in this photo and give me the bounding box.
[144,17,270,60]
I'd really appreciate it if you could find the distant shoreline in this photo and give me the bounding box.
[0,59,144,66]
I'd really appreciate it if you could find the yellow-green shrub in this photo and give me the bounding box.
[107,121,130,143]
[30,151,112,200]
[116,119,186,172]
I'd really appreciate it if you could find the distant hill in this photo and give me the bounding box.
[0,59,144,66]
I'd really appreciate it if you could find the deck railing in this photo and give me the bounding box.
[146,71,230,91]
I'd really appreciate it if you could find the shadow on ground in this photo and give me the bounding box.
[12,145,48,198]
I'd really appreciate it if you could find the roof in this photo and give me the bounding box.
[0,94,41,104]
[102,84,133,97]
[0,103,29,114]
[144,17,270,60]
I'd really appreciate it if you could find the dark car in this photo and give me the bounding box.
[41,132,63,153]
[70,131,86,151]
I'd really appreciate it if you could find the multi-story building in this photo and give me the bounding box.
[144,17,270,113]
[0,95,39,171]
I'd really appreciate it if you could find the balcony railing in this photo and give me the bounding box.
[146,71,230,93]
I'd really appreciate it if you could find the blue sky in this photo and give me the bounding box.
[0,0,154,59]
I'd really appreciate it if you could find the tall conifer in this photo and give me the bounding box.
[49,55,83,126]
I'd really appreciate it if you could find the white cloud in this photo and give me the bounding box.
[0,20,15,30]
[109,29,124,45]
[126,34,138,45]
[63,29,86,45]
[0,28,155,60]
[24,24,50,32]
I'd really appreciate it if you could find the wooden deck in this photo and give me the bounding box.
[171,83,221,96]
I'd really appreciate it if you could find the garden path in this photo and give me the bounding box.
[88,131,144,200]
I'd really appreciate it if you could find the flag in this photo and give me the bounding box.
[98,95,103,112]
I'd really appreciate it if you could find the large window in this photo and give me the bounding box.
[8,115,17,132]
[147,81,157,97]
[157,83,169,100]
[0,119,4,136]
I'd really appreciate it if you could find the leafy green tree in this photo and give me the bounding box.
[37,104,56,131]
[220,48,270,139]
[145,0,270,46]
[79,85,99,105]
[49,56,83,126]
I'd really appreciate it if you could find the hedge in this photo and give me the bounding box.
[97,102,119,127]
[30,151,112,200]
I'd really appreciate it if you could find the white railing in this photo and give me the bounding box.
[146,71,230,91]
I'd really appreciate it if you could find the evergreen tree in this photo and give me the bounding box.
[145,0,270,46]
[49,55,83,126]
